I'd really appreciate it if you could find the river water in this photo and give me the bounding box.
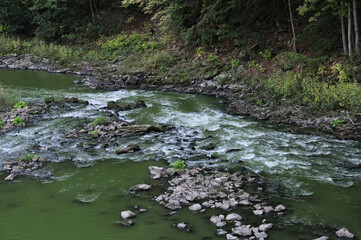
[0,69,360,239]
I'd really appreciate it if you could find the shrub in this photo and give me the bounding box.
[14,101,28,109]
[148,51,176,70]
[91,116,109,127]
[259,49,272,61]
[12,116,24,125]
[231,58,240,69]
[171,160,186,170]
[207,53,219,62]
[0,117,3,129]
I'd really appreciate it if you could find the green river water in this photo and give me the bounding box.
[0,69,360,240]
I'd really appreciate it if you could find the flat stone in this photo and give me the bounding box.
[121,211,136,219]
[129,184,152,191]
[225,213,242,221]
[336,228,354,239]
[189,203,202,211]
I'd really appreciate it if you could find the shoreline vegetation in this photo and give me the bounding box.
[0,35,361,141]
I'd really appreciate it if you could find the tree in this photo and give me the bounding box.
[288,0,297,52]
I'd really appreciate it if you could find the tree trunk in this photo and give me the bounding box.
[353,0,359,53]
[89,0,96,24]
[348,3,353,61]
[288,0,297,52]
[341,1,348,53]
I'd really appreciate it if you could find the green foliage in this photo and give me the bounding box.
[216,75,230,86]
[207,54,219,62]
[14,101,28,110]
[259,49,272,61]
[12,116,24,125]
[0,117,3,129]
[91,130,100,134]
[196,47,206,57]
[171,160,186,170]
[231,58,240,69]
[16,153,35,162]
[91,116,109,127]
[99,32,157,53]
[148,51,176,70]
[0,83,15,110]
[330,119,344,127]
[248,60,258,68]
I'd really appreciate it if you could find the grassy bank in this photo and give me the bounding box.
[1,35,361,116]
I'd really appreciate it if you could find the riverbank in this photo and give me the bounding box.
[1,53,360,141]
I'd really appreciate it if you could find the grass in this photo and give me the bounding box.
[0,83,15,110]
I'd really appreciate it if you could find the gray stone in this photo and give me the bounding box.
[254,230,267,239]
[129,184,152,191]
[177,222,187,229]
[313,236,329,240]
[336,228,354,239]
[226,234,239,240]
[253,210,264,216]
[216,221,227,228]
[121,211,136,219]
[189,203,202,211]
[274,204,286,212]
[225,213,242,221]
[232,226,252,237]
[258,223,273,232]
[216,229,227,236]
[4,173,15,181]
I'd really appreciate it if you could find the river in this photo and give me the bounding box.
[0,69,360,239]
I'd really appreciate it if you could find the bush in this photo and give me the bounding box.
[171,160,186,170]
[14,101,28,109]
[12,116,24,125]
[0,117,3,129]
[148,51,176,70]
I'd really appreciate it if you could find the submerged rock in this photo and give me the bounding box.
[129,184,152,191]
[313,236,329,240]
[116,144,141,154]
[4,173,15,181]
[176,222,187,229]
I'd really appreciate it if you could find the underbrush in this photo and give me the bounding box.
[266,53,361,113]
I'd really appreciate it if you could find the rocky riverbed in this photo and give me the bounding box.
[1,54,360,141]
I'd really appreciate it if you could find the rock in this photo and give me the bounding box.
[225,213,242,221]
[106,101,131,111]
[210,215,224,225]
[216,229,227,236]
[121,220,134,227]
[44,97,55,104]
[232,226,252,237]
[149,166,168,179]
[336,228,354,239]
[226,234,239,240]
[129,184,152,191]
[253,210,264,216]
[165,200,181,210]
[313,236,329,240]
[4,173,15,181]
[189,203,202,211]
[254,230,267,239]
[116,144,141,154]
[263,206,274,213]
[216,222,227,228]
[177,222,187,229]
[274,204,286,212]
[121,211,136,219]
[258,223,273,232]
[134,100,147,108]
